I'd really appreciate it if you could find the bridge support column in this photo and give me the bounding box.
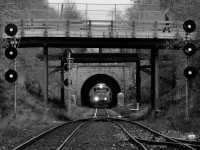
[136,58,141,104]
[44,45,48,107]
[61,58,65,106]
[151,48,160,110]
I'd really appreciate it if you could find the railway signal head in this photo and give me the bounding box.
[5,23,18,37]
[183,43,197,57]
[64,78,68,86]
[5,69,18,83]
[183,20,196,33]
[5,45,18,60]
[64,64,69,72]
[184,66,197,80]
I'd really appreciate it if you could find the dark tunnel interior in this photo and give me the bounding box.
[81,74,121,107]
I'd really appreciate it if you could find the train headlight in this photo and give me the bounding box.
[99,84,103,89]
[94,96,99,101]
[104,97,107,101]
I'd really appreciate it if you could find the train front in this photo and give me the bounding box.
[90,83,112,108]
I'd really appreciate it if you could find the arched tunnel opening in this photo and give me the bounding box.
[81,74,121,108]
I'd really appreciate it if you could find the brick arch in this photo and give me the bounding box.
[81,74,121,107]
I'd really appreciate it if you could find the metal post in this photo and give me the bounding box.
[123,64,126,100]
[115,4,117,21]
[68,52,71,104]
[151,48,160,111]
[136,58,141,104]
[61,58,65,106]
[43,45,48,108]
[155,48,159,110]
[86,4,88,20]
[58,3,60,19]
[112,11,114,20]
[99,48,102,63]
[151,49,155,110]
[185,57,189,121]
[14,59,17,117]
[61,4,64,19]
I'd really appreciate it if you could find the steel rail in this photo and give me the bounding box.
[171,138,200,149]
[172,138,200,145]
[105,108,110,118]
[57,120,94,150]
[135,137,199,149]
[111,120,148,150]
[12,119,91,150]
[111,118,196,150]
[93,108,98,118]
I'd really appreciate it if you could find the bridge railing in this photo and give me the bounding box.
[6,3,163,20]
[3,19,185,38]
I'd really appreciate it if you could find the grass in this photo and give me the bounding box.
[0,88,68,149]
[137,97,200,140]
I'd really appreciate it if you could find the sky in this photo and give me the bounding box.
[48,0,132,20]
[48,0,131,4]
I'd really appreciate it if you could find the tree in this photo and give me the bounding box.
[3,0,58,19]
[61,0,81,19]
[126,0,162,21]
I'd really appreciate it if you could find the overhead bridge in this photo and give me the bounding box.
[3,18,187,111]
[3,19,185,39]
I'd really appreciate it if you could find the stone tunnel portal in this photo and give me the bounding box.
[81,74,121,107]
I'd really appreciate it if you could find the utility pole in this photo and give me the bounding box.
[182,20,197,121]
[14,58,17,117]
[185,56,189,121]
[68,52,71,103]
[67,51,73,109]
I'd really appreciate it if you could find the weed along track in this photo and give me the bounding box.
[13,117,200,150]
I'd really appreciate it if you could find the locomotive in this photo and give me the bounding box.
[89,83,112,108]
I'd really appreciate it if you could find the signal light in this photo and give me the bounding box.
[5,23,18,37]
[64,78,68,86]
[5,69,18,83]
[184,66,197,80]
[183,43,197,57]
[183,20,196,33]
[5,46,18,60]
[182,20,197,80]
[64,64,69,72]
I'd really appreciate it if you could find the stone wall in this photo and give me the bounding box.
[66,63,135,105]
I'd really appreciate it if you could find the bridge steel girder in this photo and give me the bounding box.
[71,53,139,63]
[37,53,140,62]
[16,37,169,49]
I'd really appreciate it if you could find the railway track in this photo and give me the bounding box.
[93,108,122,118]
[13,115,200,150]
[93,108,110,118]
[59,118,199,149]
[110,118,197,150]
[13,119,94,150]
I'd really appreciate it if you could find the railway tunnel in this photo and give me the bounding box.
[81,74,121,107]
